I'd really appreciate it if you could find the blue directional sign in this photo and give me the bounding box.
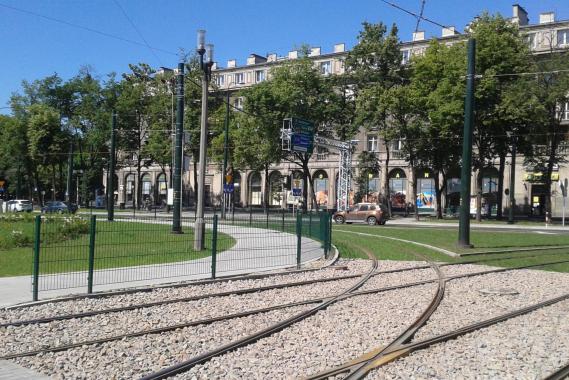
[291,118,314,154]
[223,183,234,194]
[292,188,302,196]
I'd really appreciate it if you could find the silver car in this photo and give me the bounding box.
[7,199,33,212]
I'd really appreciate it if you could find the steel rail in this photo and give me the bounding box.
[138,248,379,380]
[543,362,569,380]
[305,257,569,380]
[2,248,566,327]
[0,272,363,328]
[3,257,569,361]
[4,246,338,311]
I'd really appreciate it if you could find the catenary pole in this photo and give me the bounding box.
[458,38,476,248]
[172,62,184,233]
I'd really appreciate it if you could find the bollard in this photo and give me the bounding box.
[211,215,218,279]
[87,215,97,294]
[32,215,41,301]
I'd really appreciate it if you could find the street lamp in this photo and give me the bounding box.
[194,30,214,250]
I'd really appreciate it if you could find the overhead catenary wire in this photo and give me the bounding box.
[0,2,177,56]
[378,0,460,35]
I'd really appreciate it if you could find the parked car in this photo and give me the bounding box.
[333,203,388,225]
[41,201,78,214]
[5,199,33,212]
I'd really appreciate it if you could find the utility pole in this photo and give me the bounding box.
[458,38,476,248]
[66,142,73,203]
[221,90,230,219]
[172,62,185,234]
[194,30,214,250]
[108,113,116,221]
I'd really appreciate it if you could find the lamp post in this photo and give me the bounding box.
[366,172,373,202]
[507,130,517,224]
[194,30,214,250]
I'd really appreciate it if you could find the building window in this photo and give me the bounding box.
[234,72,244,84]
[216,75,224,87]
[320,61,332,75]
[255,70,266,83]
[390,139,403,152]
[525,33,537,49]
[233,97,244,110]
[558,29,569,46]
[367,135,378,152]
[401,49,410,64]
[562,102,569,121]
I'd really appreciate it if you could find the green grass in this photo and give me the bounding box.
[332,224,569,272]
[0,218,236,277]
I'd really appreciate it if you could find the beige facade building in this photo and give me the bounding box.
[108,4,569,217]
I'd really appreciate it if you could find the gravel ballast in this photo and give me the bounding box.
[3,259,569,379]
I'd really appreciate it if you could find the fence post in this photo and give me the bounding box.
[328,213,333,255]
[232,206,235,224]
[249,205,252,226]
[309,212,312,237]
[87,215,97,294]
[296,212,302,269]
[323,213,329,259]
[266,209,269,229]
[211,215,218,279]
[32,215,41,301]
[281,209,285,231]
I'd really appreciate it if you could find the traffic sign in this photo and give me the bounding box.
[223,183,234,194]
[292,188,302,196]
[291,118,314,154]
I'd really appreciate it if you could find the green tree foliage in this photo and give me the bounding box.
[409,40,466,218]
[345,22,406,212]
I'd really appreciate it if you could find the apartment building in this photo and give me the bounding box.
[108,4,569,217]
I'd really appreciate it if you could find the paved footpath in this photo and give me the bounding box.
[0,222,323,308]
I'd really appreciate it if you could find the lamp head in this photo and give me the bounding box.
[206,44,214,64]
[197,29,206,53]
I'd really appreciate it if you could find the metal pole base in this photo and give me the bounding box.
[457,242,474,249]
[194,219,205,250]
[171,229,184,235]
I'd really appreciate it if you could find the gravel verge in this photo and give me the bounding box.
[0,260,371,324]
[371,299,569,379]
[0,278,361,357]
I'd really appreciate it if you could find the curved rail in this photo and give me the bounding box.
[139,248,379,380]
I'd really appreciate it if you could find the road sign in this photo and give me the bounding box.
[291,118,314,154]
[223,183,234,194]
[292,188,302,196]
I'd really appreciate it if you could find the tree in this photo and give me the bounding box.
[409,40,466,218]
[523,51,569,221]
[468,13,532,220]
[345,22,406,215]
[354,151,380,203]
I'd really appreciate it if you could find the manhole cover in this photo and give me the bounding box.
[478,288,519,296]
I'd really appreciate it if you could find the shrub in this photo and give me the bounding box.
[11,230,32,247]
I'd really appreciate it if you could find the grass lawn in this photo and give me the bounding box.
[333,224,569,273]
[0,217,236,277]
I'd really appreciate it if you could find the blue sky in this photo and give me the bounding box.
[1,0,568,114]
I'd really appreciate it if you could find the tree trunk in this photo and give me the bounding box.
[301,159,310,212]
[434,171,446,219]
[411,166,419,221]
[476,170,482,222]
[136,160,142,210]
[264,166,270,212]
[51,163,57,201]
[496,153,506,220]
[545,135,558,224]
[383,142,391,217]
[193,159,198,207]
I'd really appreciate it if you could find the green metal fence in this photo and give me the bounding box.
[31,210,332,300]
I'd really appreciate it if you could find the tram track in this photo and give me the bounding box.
[1,249,567,329]
[307,260,569,380]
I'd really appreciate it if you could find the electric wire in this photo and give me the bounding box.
[111,0,164,67]
[0,2,177,56]
[378,0,460,35]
